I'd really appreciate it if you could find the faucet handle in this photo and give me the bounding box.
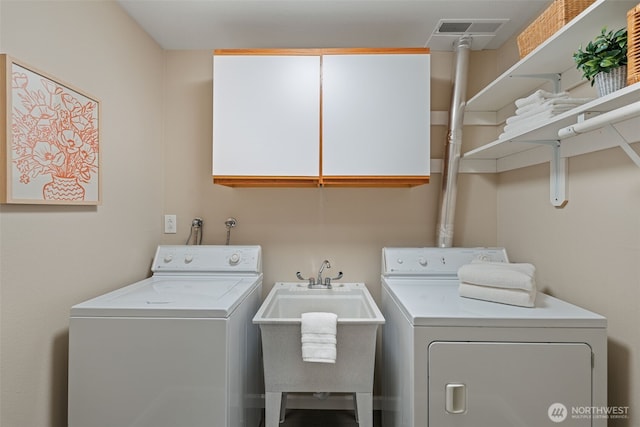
[324,271,343,286]
[296,272,315,287]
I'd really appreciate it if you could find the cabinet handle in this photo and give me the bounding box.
[445,383,466,414]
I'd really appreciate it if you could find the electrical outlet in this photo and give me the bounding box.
[164,215,177,234]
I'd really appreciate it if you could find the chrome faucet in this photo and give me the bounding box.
[295,259,343,289]
[317,260,331,286]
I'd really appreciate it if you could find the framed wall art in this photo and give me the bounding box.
[1,54,101,205]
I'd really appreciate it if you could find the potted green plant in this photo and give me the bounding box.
[573,27,628,96]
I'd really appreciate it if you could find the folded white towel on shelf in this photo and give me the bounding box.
[499,96,594,140]
[458,261,536,291]
[500,109,571,138]
[499,89,593,141]
[459,282,536,307]
[514,90,569,108]
[515,97,594,115]
[505,106,574,125]
[301,312,338,363]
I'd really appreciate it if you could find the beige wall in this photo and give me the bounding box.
[21,1,640,427]
[160,49,497,295]
[3,1,638,426]
[497,150,640,425]
[0,4,497,426]
[0,1,165,426]
[160,50,497,404]
[492,36,640,426]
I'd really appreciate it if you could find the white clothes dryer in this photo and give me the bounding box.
[380,247,607,427]
[68,245,263,427]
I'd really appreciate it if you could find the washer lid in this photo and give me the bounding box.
[382,278,607,328]
[70,275,262,318]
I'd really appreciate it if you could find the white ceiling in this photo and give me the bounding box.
[116,0,552,51]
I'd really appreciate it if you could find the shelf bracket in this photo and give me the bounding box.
[558,101,640,168]
[522,140,567,207]
[508,73,562,93]
[602,124,640,168]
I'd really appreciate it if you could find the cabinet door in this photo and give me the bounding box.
[213,54,321,184]
[428,341,593,427]
[321,53,430,184]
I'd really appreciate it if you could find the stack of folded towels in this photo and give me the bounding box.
[457,261,537,307]
[301,312,338,363]
[499,90,593,139]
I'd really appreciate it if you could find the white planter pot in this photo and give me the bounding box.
[594,65,627,97]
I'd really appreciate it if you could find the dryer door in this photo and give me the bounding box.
[428,341,593,426]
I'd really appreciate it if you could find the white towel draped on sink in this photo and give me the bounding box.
[301,312,338,363]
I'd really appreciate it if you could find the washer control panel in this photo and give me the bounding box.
[152,245,261,273]
[382,247,508,276]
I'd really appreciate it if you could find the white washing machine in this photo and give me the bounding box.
[68,245,263,427]
[380,247,607,427]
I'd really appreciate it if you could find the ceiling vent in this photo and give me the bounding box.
[426,19,509,51]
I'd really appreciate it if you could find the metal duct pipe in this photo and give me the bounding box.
[436,36,472,248]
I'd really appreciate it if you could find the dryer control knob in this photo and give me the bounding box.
[163,255,173,263]
[184,255,194,264]
[396,258,404,264]
[418,257,428,267]
[229,253,241,265]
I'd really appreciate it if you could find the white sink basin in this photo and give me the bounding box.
[253,282,384,323]
[253,281,385,427]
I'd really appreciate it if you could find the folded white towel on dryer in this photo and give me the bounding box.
[459,282,536,308]
[458,262,536,291]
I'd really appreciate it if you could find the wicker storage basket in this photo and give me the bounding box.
[517,0,595,58]
[628,3,640,85]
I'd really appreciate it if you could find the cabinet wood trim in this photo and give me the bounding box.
[321,176,430,187]
[213,175,429,187]
[213,176,321,187]
[214,48,430,56]
[320,47,430,55]
[214,48,323,56]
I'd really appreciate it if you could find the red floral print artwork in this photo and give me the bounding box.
[10,63,99,202]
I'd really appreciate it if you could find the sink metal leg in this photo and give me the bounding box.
[265,392,287,427]
[353,393,359,423]
[280,392,288,423]
[355,392,373,427]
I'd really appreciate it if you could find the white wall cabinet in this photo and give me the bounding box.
[212,54,321,186]
[321,53,431,185]
[212,48,430,187]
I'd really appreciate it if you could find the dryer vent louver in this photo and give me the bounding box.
[436,20,505,34]
[426,19,508,51]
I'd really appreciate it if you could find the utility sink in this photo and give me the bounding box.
[254,282,384,322]
[253,282,384,427]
